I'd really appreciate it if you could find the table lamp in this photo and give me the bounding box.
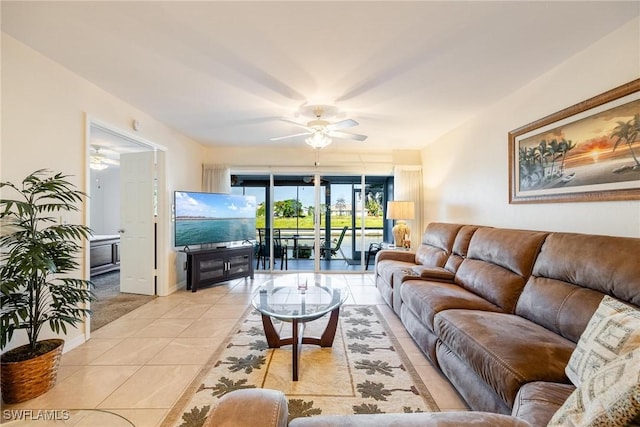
[386,201,415,249]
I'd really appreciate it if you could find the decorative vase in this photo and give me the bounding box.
[0,339,64,403]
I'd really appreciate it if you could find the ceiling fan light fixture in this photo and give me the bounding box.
[272,104,366,146]
[90,160,108,170]
[90,147,115,170]
[305,132,332,149]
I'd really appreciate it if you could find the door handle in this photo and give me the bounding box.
[118,229,125,234]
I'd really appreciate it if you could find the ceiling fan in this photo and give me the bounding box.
[270,106,368,149]
[90,146,120,170]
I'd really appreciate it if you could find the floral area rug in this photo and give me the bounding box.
[163,305,440,427]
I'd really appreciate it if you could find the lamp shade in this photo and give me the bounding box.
[386,201,415,220]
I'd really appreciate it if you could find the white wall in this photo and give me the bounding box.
[201,146,411,175]
[421,19,640,237]
[1,34,204,351]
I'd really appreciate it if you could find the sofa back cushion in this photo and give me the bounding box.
[516,278,603,343]
[455,227,548,313]
[515,233,640,343]
[444,225,481,273]
[414,222,464,268]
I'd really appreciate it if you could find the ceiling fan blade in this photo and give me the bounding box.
[328,131,368,141]
[327,118,358,131]
[270,132,312,141]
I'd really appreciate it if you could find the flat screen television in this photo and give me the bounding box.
[174,191,257,248]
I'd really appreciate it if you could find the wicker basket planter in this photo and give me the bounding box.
[1,339,64,404]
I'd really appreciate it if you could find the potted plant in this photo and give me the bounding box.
[293,245,312,259]
[0,170,93,403]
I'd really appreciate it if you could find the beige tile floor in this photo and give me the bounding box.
[0,273,467,426]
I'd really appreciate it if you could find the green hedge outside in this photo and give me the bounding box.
[256,215,384,230]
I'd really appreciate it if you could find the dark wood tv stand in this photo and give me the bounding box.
[182,245,254,292]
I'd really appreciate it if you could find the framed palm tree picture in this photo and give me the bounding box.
[509,78,640,203]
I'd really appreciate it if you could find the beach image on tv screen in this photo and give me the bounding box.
[174,192,257,247]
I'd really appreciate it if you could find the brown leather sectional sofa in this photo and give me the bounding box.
[375,222,640,426]
[203,222,639,426]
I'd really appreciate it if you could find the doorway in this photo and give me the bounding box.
[86,119,166,331]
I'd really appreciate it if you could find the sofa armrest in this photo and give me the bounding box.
[412,266,455,282]
[511,381,574,427]
[375,249,416,264]
[204,389,288,427]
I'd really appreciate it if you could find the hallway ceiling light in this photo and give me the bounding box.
[90,145,120,171]
[90,158,109,170]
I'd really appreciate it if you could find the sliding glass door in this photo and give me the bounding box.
[231,173,391,272]
[317,176,387,272]
[273,175,316,271]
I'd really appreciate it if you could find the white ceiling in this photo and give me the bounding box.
[3,1,638,152]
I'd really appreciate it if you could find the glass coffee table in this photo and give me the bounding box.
[251,274,349,381]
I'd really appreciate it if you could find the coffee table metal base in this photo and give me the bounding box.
[260,306,340,381]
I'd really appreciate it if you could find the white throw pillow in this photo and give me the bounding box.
[549,349,640,427]
[565,295,640,386]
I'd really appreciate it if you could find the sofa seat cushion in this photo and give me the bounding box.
[512,381,574,427]
[400,280,502,332]
[434,310,575,408]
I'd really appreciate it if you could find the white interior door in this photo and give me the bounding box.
[119,151,156,295]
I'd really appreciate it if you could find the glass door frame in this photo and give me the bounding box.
[352,184,363,263]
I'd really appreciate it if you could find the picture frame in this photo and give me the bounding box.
[509,79,640,204]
